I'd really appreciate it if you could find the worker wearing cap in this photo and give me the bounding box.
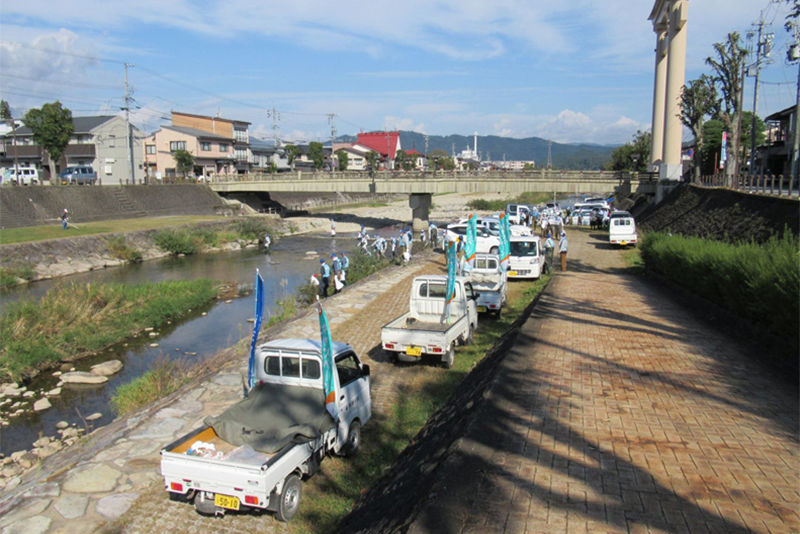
[331,253,342,294]
[544,233,555,275]
[558,232,569,272]
[340,251,349,286]
[61,209,69,230]
[319,258,330,298]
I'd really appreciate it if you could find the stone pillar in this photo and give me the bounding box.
[650,25,668,170]
[409,193,431,233]
[661,0,688,181]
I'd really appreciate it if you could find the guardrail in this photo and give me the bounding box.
[698,174,799,199]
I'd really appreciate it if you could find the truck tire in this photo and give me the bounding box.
[384,349,398,364]
[464,326,474,346]
[275,473,302,522]
[441,344,455,369]
[342,420,362,457]
[490,246,499,255]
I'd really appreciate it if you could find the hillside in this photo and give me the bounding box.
[339,131,615,170]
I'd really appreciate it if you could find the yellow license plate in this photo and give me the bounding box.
[621,241,627,246]
[508,271,518,276]
[477,306,487,313]
[214,493,240,510]
[406,346,422,357]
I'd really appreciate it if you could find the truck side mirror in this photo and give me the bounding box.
[472,292,480,300]
[362,364,370,376]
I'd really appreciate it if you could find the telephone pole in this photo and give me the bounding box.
[328,113,336,175]
[123,63,135,184]
[747,15,772,175]
[270,107,280,146]
[424,134,429,170]
[547,140,553,170]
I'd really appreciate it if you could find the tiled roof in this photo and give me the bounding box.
[12,115,118,135]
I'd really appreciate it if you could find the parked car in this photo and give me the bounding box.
[5,167,39,185]
[445,223,500,254]
[59,166,97,185]
[161,338,371,521]
[508,235,544,279]
[456,217,532,237]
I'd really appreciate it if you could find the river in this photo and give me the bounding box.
[0,233,350,455]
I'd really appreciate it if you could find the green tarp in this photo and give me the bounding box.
[204,383,335,454]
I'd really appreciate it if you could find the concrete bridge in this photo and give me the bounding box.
[209,170,658,231]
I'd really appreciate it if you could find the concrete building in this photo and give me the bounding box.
[1,115,146,184]
[648,0,689,180]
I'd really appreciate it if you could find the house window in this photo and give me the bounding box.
[169,141,186,152]
[219,143,229,152]
[165,168,176,177]
[146,145,156,154]
[201,142,211,151]
[109,135,116,147]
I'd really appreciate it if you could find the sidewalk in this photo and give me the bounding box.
[407,230,799,534]
[0,251,445,534]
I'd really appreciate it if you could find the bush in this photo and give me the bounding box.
[640,231,800,346]
[0,263,36,289]
[104,235,142,263]
[466,192,552,212]
[153,229,199,255]
[232,218,273,241]
[111,357,194,415]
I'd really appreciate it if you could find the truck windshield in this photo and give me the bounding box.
[510,241,538,256]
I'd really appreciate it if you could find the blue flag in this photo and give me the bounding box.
[247,270,265,390]
[445,240,457,322]
[465,214,477,269]
[317,300,339,422]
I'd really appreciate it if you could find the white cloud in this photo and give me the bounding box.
[382,116,426,134]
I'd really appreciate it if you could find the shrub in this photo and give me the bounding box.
[0,263,36,289]
[104,235,143,263]
[640,231,800,346]
[232,218,272,241]
[153,229,198,255]
[111,357,194,415]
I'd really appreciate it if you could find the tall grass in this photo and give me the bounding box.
[111,357,197,416]
[104,235,143,263]
[0,279,216,381]
[0,263,36,290]
[640,232,799,345]
[466,192,552,212]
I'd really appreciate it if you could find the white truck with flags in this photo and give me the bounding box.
[160,277,371,522]
[381,241,479,369]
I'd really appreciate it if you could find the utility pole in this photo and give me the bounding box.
[747,15,772,176]
[123,63,135,185]
[547,140,552,170]
[424,134,429,171]
[270,107,280,146]
[328,113,336,175]
[791,22,800,186]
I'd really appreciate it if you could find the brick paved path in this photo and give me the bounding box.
[409,229,799,534]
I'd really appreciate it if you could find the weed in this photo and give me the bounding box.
[111,357,196,415]
[0,263,36,289]
[104,235,143,263]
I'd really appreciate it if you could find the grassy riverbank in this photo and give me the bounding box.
[296,275,551,533]
[0,279,217,381]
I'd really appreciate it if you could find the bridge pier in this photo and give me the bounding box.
[409,193,431,234]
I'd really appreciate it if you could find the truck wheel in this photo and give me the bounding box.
[384,349,398,364]
[342,420,362,457]
[490,246,499,255]
[464,326,474,346]
[441,345,455,369]
[275,474,302,522]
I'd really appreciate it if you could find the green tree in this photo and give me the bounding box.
[308,142,324,170]
[285,144,302,169]
[395,149,407,171]
[706,32,747,176]
[740,111,766,172]
[267,161,278,174]
[680,75,717,182]
[405,153,418,171]
[523,162,535,170]
[335,149,349,171]
[365,150,379,171]
[701,119,724,175]
[173,149,195,178]
[604,130,651,172]
[23,101,74,178]
[0,100,11,120]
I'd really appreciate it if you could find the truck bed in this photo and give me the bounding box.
[391,320,453,333]
[168,426,274,467]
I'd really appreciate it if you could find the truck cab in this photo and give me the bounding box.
[508,235,543,279]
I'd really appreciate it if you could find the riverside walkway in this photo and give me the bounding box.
[404,231,799,534]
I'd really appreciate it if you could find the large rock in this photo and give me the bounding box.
[59,372,108,385]
[90,360,123,376]
[33,398,51,412]
[63,463,121,493]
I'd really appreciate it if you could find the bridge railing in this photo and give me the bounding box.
[204,169,658,183]
[698,173,799,199]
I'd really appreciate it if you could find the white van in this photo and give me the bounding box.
[508,235,543,279]
[5,167,40,185]
[609,212,637,247]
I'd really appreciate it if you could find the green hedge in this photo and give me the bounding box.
[640,232,799,346]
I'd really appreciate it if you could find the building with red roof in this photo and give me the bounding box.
[356,131,402,164]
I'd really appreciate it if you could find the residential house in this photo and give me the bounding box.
[355,131,401,170]
[143,126,236,180]
[1,115,146,184]
[171,112,251,173]
[759,106,794,176]
[250,138,289,172]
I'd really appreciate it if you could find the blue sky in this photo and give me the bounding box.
[0,0,797,146]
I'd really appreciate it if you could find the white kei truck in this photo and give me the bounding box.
[609,212,638,247]
[508,235,544,279]
[381,275,478,369]
[468,254,507,318]
[160,338,372,522]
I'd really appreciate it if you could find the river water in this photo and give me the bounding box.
[0,233,350,455]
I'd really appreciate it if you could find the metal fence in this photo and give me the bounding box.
[698,173,799,199]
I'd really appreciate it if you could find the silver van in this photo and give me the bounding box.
[5,167,40,185]
[60,166,97,185]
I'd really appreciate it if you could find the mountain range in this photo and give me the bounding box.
[339,131,617,170]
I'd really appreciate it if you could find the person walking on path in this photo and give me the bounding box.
[319,258,331,298]
[540,216,548,238]
[330,219,336,237]
[544,233,555,275]
[558,231,569,272]
[61,209,69,230]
